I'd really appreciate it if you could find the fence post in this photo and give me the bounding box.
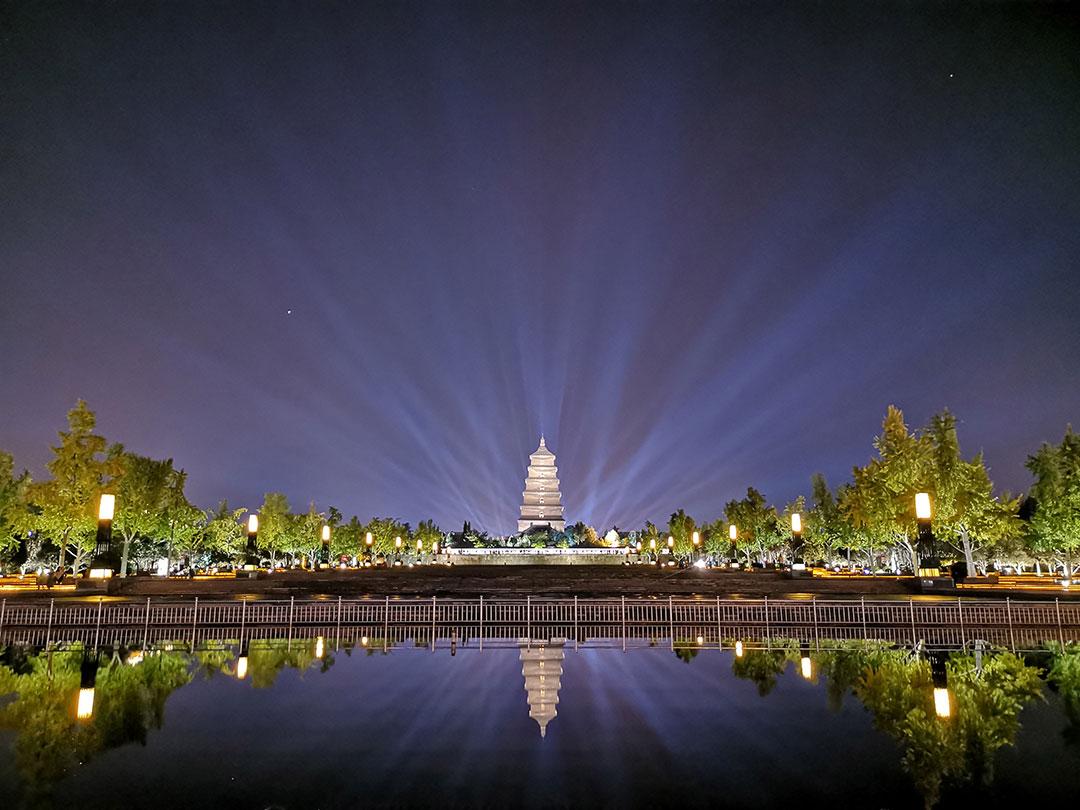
[1006,597,1015,652]
[668,595,674,651]
[94,597,103,650]
[479,595,484,652]
[527,595,531,646]
[336,596,342,651]
[46,598,54,650]
[383,596,389,653]
[764,596,770,649]
[861,596,867,640]
[143,597,151,650]
[240,597,247,646]
[716,596,722,650]
[812,596,820,651]
[1056,598,1065,647]
[0,598,6,638]
[431,596,436,652]
[288,596,294,650]
[909,599,916,646]
[621,596,626,652]
[957,597,965,648]
[191,596,198,651]
[574,595,579,651]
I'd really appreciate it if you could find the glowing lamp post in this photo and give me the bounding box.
[729,524,737,566]
[394,536,402,565]
[930,652,951,718]
[800,643,813,680]
[76,650,99,720]
[790,513,805,572]
[365,531,373,565]
[432,540,439,558]
[245,514,259,570]
[915,492,941,578]
[416,539,423,563]
[321,524,331,568]
[649,537,656,562]
[734,639,744,658]
[87,493,116,579]
[315,636,325,660]
[236,641,249,680]
[692,531,700,563]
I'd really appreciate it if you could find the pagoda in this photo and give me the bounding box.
[518,435,565,532]
[519,640,566,738]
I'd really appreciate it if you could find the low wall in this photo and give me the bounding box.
[446,549,628,566]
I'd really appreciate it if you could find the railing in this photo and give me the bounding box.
[0,596,1076,653]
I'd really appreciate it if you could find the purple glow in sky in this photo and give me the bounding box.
[2,2,1077,533]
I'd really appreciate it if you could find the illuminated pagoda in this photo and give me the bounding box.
[519,640,566,738]
[518,435,566,532]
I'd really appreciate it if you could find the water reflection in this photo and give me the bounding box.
[0,638,1077,808]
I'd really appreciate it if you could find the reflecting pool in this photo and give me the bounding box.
[1,638,1078,808]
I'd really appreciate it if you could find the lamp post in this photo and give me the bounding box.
[321,524,331,568]
[692,530,700,564]
[790,513,805,572]
[728,523,738,567]
[649,537,656,563]
[416,538,423,564]
[365,531,373,566]
[245,514,259,570]
[394,535,402,566]
[76,649,99,720]
[800,642,813,680]
[87,494,116,579]
[236,641,249,680]
[915,492,940,577]
[930,651,951,718]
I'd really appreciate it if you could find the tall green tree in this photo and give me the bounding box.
[724,487,781,564]
[0,450,31,558]
[666,509,697,557]
[1025,427,1080,575]
[205,500,246,562]
[109,451,175,576]
[26,401,114,573]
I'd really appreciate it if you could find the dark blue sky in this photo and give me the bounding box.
[2,2,1078,533]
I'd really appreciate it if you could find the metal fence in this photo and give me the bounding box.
[1,595,1077,652]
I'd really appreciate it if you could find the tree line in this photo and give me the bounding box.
[0,400,1077,575]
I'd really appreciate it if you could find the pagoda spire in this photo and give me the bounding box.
[517,435,565,532]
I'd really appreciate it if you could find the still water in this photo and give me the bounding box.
[1,638,1078,809]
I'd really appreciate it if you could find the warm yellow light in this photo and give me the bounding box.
[791,513,802,534]
[417,539,423,551]
[248,514,259,534]
[360,636,369,646]
[606,529,620,547]
[432,542,439,554]
[236,655,248,679]
[88,568,113,579]
[735,640,744,658]
[76,687,95,719]
[801,655,812,680]
[933,687,951,718]
[315,636,325,659]
[636,541,643,552]
[97,493,115,522]
[729,524,737,541]
[667,536,674,548]
[365,532,373,547]
[915,492,932,521]
[395,536,401,548]
[692,531,700,546]
[649,538,656,550]
[696,635,704,645]
[322,525,331,542]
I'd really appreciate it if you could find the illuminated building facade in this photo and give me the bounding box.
[517,435,566,532]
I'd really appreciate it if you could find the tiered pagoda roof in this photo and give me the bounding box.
[518,435,565,532]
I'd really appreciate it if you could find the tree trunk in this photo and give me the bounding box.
[120,535,131,577]
[960,529,975,575]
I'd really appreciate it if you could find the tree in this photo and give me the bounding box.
[364,517,411,556]
[205,500,246,562]
[26,401,113,573]
[109,452,175,576]
[1025,427,1080,575]
[257,492,293,565]
[414,519,442,553]
[332,515,365,560]
[292,502,325,566]
[0,450,30,558]
[666,509,697,558]
[780,495,806,564]
[724,487,781,564]
[806,473,850,565]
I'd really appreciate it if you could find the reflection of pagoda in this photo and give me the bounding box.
[519,640,566,738]
[518,436,566,532]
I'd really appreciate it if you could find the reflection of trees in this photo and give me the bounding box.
[247,639,334,688]
[730,645,794,696]
[1047,643,1080,748]
[0,645,191,805]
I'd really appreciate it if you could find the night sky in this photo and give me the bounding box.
[2,2,1078,533]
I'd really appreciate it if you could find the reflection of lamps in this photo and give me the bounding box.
[76,650,99,720]
[930,652,951,718]
[800,643,812,680]
[915,492,940,577]
[315,636,325,659]
[236,639,250,679]
[790,513,805,571]
[696,635,704,645]
[88,494,116,578]
[735,640,744,658]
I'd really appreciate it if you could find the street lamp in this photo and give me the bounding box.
[790,513,805,571]
[734,639,744,658]
[729,524,737,567]
[87,493,116,579]
[365,531,373,566]
[692,530,700,563]
[236,641,249,680]
[915,492,940,577]
[321,524,331,568]
[800,643,813,680]
[76,650,99,720]
[315,636,325,660]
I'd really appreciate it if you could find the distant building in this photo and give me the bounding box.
[518,435,566,532]
[519,640,565,738]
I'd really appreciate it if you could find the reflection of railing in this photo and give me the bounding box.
[0,596,1077,652]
